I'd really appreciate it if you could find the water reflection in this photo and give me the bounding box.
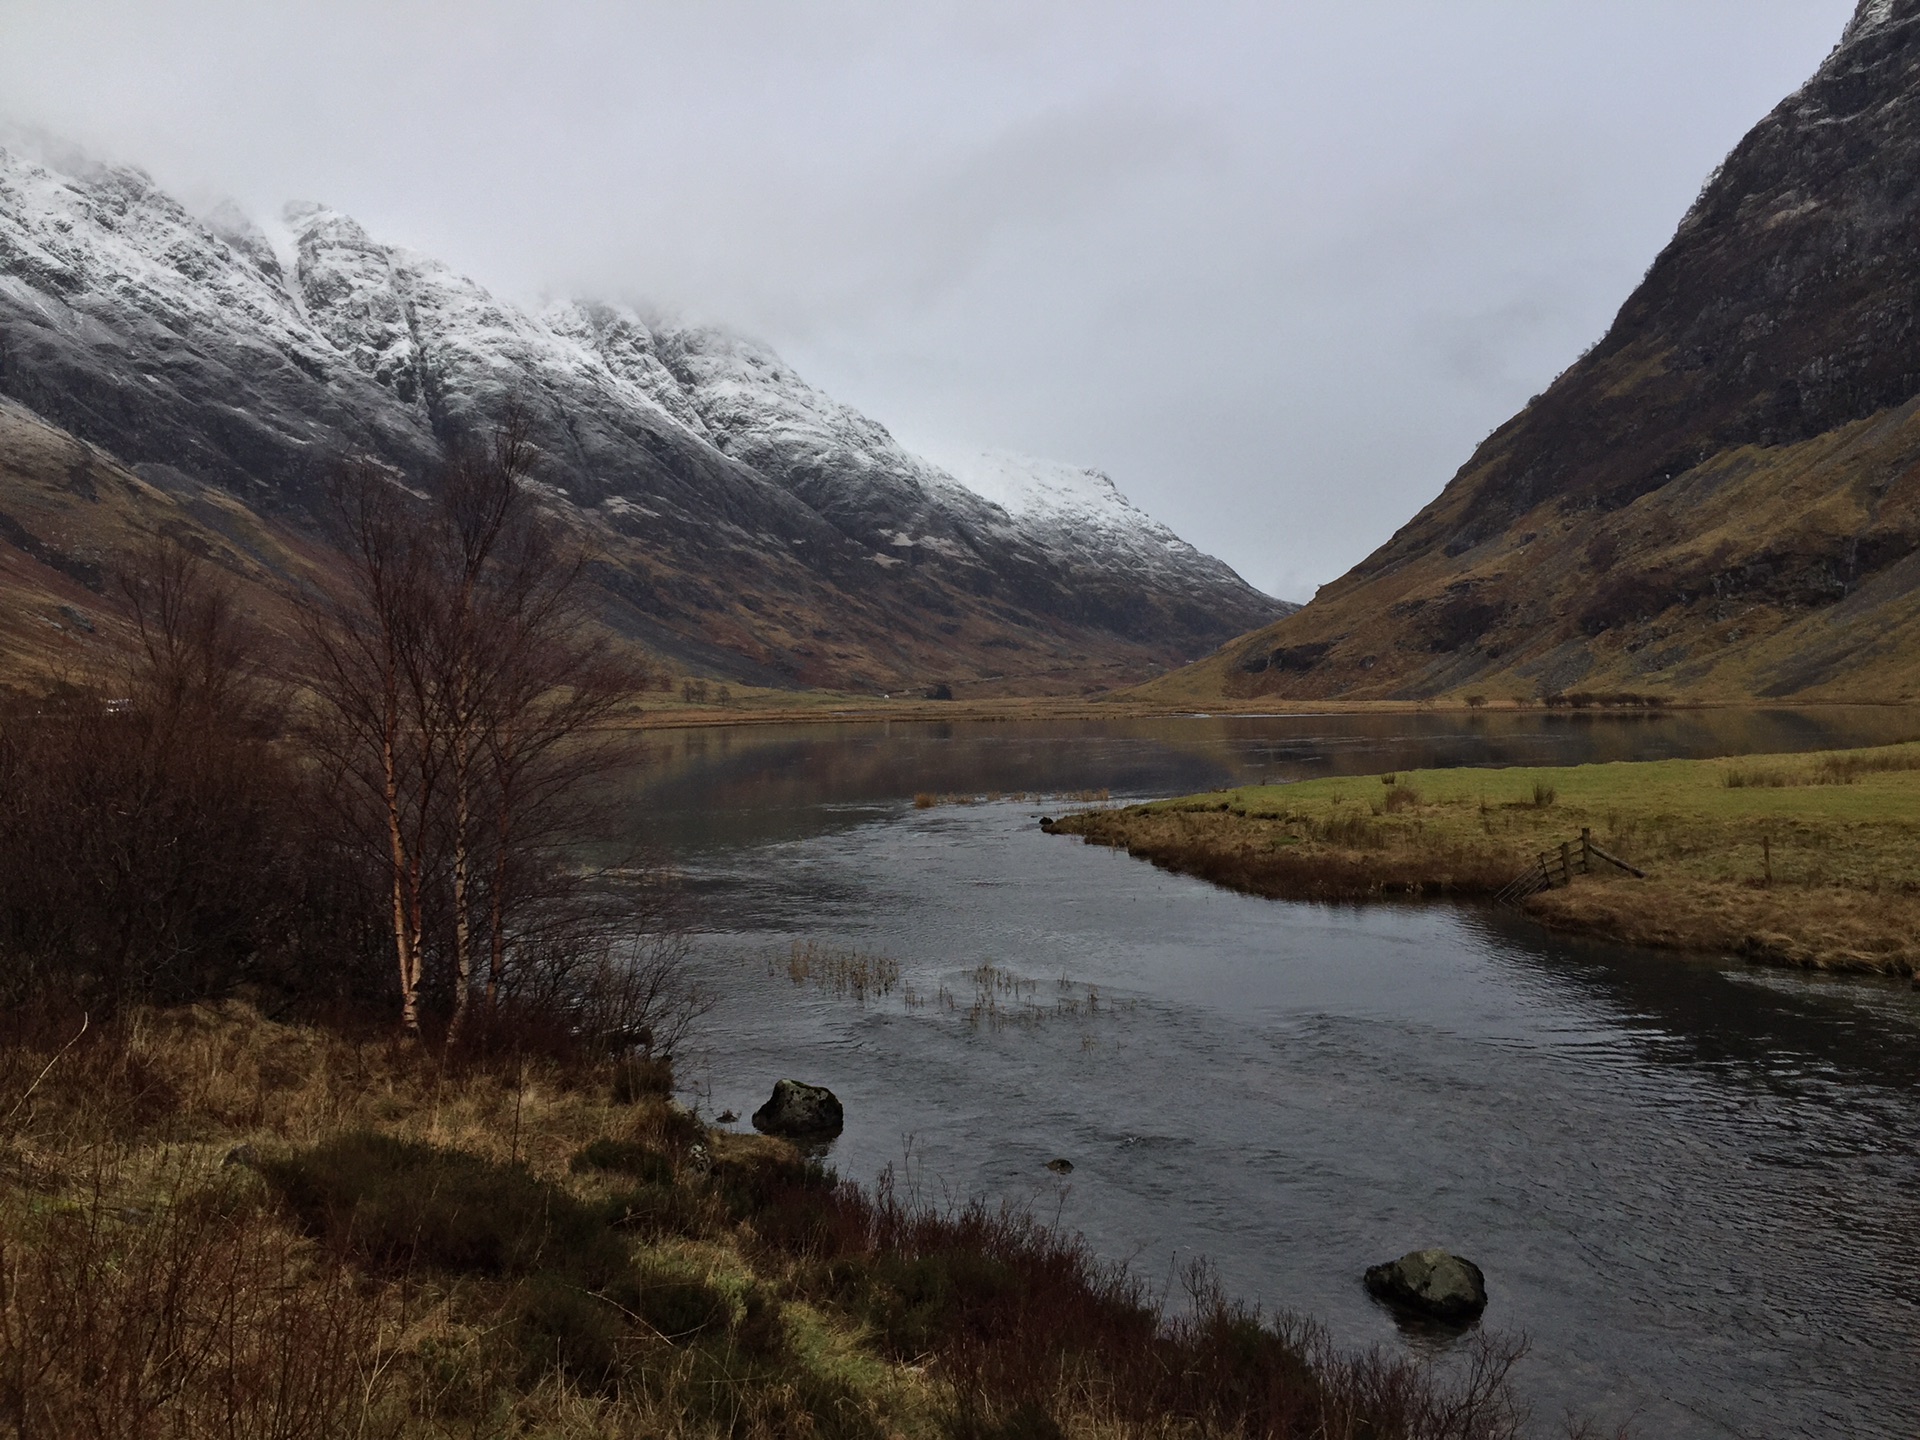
[616,706,1920,854]
[1475,910,1920,1095]
[624,710,1920,1439]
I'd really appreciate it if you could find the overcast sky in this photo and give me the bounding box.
[0,0,1859,600]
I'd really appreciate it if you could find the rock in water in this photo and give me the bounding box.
[751,1080,844,1138]
[1363,1249,1488,1324]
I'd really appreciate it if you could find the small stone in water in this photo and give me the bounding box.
[1046,1157,1074,1174]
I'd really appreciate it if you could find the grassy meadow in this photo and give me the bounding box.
[1051,742,1920,976]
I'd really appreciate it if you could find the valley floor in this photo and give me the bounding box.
[1048,742,1920,978]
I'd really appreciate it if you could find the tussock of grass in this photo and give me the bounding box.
[1053,741,1920,975]
[0,1004,1537,1438]
[573,1135,676,1183]
[779,941,903,1002]
[265,1131,630,1282]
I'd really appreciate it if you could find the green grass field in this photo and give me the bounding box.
[1054,742,1920,974]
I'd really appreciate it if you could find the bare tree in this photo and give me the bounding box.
[117,537,270,733]
[0,539,366,1013]
[304,461,441,1035]
[305,404,660,1046]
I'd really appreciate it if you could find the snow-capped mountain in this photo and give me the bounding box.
[942,451,1257,604]
[0,138,1289,691]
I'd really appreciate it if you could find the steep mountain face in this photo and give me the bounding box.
[1156,0,1920,704]
[0,141,1285,694]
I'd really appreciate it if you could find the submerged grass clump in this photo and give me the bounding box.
[960,963,1138,1032]
[774,948,1139,1036]
[778,941,902,1002]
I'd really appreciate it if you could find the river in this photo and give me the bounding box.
[614,709,1920,1438]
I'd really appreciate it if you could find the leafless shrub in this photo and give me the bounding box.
[722,1158,1529,1440]
[1384,783,1423,813]
[0,543,381,1016]
[0,1162,393,1438]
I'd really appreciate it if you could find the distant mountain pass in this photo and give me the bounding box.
[1145,0,1920,706]
[0,140,1287,695]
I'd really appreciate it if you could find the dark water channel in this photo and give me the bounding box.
[616,710,1920,1438]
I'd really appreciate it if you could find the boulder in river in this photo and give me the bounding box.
[1363,1248,1487,1324]
[751,1079,845,1138]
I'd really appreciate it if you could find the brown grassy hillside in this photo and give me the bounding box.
[0,393,1248,702]
[0,398,333,690]
[1142,2,1920,706]
[1152,400,1920,706]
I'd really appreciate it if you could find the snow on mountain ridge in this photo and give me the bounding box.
[1844,0,1902,43]
[0,137,1289,687]
[942,450,1167,531]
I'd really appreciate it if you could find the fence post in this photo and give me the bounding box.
[1560,840,1572,884]
[1581,828,1592,873]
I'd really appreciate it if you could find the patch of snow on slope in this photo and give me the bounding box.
[940,450,1196,552]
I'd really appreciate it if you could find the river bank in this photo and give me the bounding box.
[0,1003,1528,1439]
[1047,741,1920,977]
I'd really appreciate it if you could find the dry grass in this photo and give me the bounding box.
[773,950,1138,1036]
[1051,741,1920,975]
[0,1004,1540,1439]
[776,942,902,1003]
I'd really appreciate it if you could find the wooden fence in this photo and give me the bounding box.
[1495,828,1646,906]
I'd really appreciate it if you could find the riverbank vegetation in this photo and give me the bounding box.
[1050,742,1920,976]
[0,1003,1543,1439]
[0,408,695,1049]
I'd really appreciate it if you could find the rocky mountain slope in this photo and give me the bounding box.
[0,138,1287,695]
[1149,0,1920,705]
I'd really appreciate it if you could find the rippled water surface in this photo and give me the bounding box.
[618,711,1920,1437]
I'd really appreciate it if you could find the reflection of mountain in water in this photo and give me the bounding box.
[613,707,1920,855]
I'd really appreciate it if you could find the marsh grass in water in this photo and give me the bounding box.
[960,963,1139,1033]
[772,947,1139,1036]
[777,941,902,1002]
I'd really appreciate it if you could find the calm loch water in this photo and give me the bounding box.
[617,710,1920,1438]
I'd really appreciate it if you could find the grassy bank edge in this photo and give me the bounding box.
[1046,742,1920,979]
[0,1003,1541,1440]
